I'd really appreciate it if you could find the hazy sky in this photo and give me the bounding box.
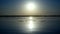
[0,0,60,15]
[0,0,60,34]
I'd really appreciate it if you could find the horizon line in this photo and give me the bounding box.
[0,15,60,17]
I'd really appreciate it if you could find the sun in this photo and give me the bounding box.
[26,2,36,11]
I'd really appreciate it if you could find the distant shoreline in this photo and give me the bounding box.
[0,15,60,17]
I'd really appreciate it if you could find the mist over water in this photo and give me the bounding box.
[0,17,60,34]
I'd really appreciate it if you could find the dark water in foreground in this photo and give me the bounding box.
[0,17,60,34]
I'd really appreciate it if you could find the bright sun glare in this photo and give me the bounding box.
[29,17,33,19]
[28,17,34,30]
[28,20,33,29]
[26,2,36,11]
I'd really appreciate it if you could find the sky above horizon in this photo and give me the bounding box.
[0,0,60,15]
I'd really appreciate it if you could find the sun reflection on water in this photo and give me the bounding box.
[28,17,34,31]
[18,16,45,33]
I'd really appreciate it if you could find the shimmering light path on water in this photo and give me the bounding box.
[0,17,60,34]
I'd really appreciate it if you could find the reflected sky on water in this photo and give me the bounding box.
[0,17,60,34]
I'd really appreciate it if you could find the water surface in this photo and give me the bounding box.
[0,17,60,34]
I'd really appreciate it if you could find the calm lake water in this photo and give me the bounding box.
[0,17,60,34]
